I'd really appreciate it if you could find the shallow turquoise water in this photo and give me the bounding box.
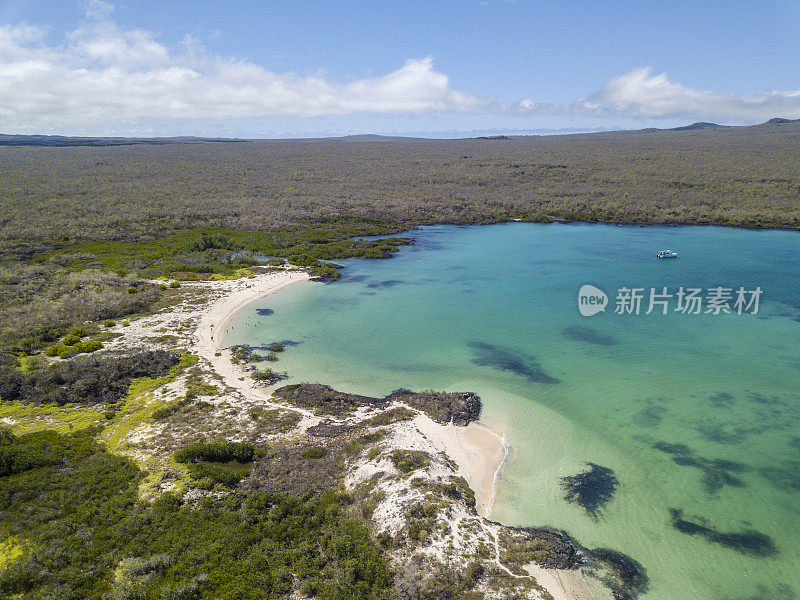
[226,223,800,600]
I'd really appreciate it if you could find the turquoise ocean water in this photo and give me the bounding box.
[225,223,800,600]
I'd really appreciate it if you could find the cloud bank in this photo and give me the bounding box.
[1,14,799,132]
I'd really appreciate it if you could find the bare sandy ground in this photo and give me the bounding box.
[525,563,609,600]
[412,416,507,517]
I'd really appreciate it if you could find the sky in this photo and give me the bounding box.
[1,0,799,138]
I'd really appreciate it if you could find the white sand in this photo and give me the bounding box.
[411,415,507,517]
[191,269,320,428]
[525,563,609,600]
[190,268,509,516]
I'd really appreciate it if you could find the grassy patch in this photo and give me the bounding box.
[102,353,197,452]
[0,537,23,570]
[0,400,105,435]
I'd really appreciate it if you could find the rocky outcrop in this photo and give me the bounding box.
[386,389,481,426]
[274,383,482,425]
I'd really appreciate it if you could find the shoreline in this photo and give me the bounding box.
[188,268,599,599]
[191,268,508,517]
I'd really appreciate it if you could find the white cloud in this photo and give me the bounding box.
[0,18,799,133]
[577,67,800,121]
[510,67,800,121]
[0,21,497,130]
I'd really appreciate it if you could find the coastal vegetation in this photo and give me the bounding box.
[0,350,180,406]
[4,122,800,269]
[0,427,392,599]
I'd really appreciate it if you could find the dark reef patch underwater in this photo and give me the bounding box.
[561,462,619,519]
[652,441,750,494]
[587,548,649,600]
[467,341,560,384]
[669,509,777,557]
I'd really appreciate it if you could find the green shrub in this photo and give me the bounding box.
[302,447,327,459]
[45,344,64,357]
[73,340,103,354]
[151,402,182,420]
[62,334,81,346]
[127,286,139,294]
[58,345,79,359]
[390,450,431,474]
[103,319,116,327]
[174,441,259,464]
[186,462,245,486]
[0,430,392,599]
[185,382,217,400]
[169,281,181,288]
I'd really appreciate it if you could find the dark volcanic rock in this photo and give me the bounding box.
[588,548,649,600]
[274,383,482,425]
[386,389,481,426]
[273,383,386,415]
[492,522,586,570]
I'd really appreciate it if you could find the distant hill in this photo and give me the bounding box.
[765,117,800,125]
[320,134,428,142]
[669,121,723,132]
[2,118,799,146]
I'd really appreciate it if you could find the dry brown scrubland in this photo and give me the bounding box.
[1,120,799,260]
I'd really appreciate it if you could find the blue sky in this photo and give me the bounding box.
[1,0,799,137]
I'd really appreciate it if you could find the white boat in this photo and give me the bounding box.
[657,249,678,258]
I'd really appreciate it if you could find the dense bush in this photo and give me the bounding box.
[3,127,800,268]
[0,267,160,353]
[174,441,260,464]
[0,350,180,405]
[0,429,392,600]
[390,450,432,475]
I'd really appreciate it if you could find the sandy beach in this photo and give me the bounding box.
[192,268,509,516]
[188,268,595,599]
[411,415,507,517]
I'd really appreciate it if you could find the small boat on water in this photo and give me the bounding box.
[657,249,678,258]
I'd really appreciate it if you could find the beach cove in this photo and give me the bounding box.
[225,222,800,600]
